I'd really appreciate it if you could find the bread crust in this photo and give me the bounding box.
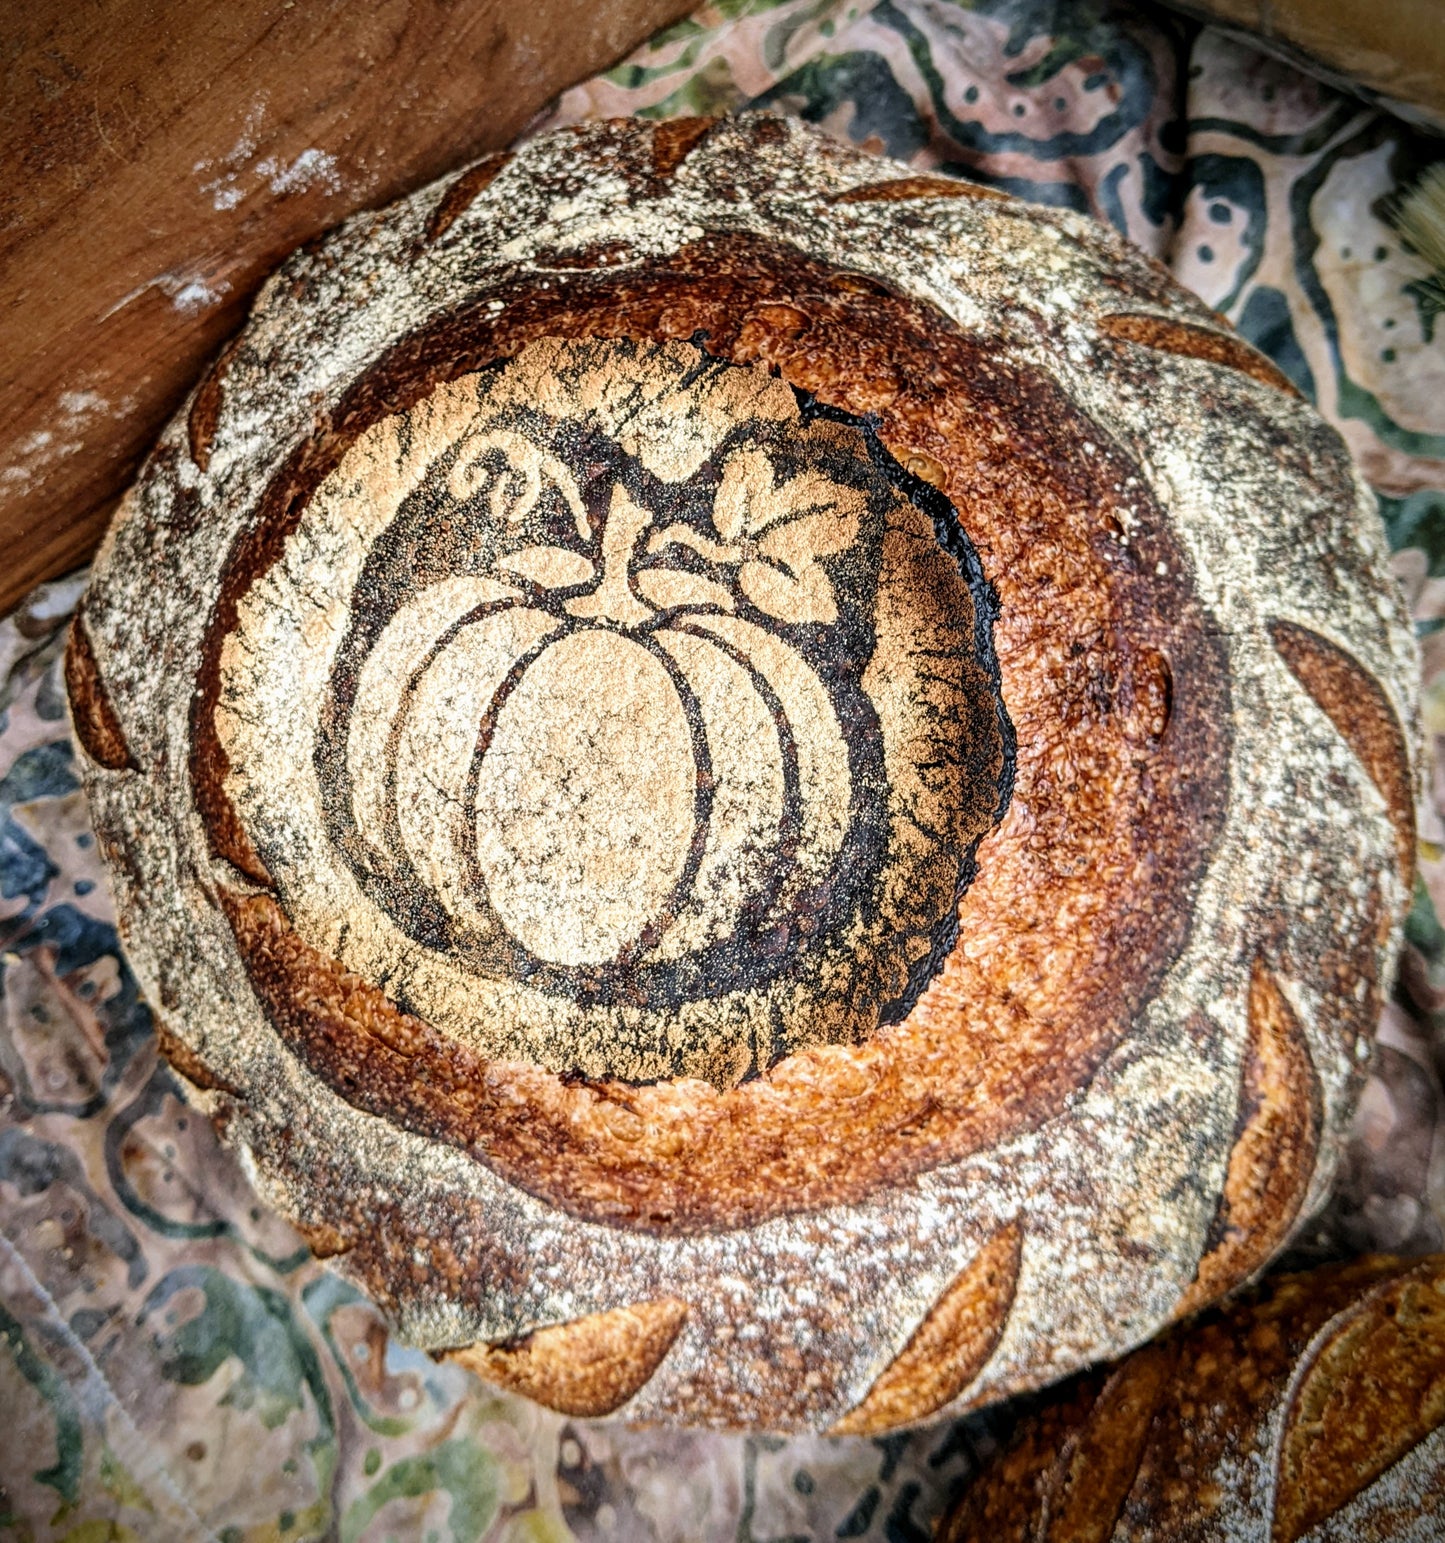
[940,1254,1445,1542]
[72,114,1417,1430]
[192,243,1231,1232]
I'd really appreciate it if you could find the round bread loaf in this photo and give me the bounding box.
[940,1252,1445,1542]
[67,114,1418,1432]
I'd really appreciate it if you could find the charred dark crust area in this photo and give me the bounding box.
[1269,618,1416,884]
[796,390,1016,830]
[937,1363,1117,1541]
[1099,312,1301,397]
[424,153,513,243]
[64,610,137,771]
[193,231,1231,1233]
[834,174,1010,204]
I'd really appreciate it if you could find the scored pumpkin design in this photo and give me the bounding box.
[220,338,1006,1089]
[70,115,1418,1431]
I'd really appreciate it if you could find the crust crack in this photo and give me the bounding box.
[1177,961,1320,1317]
[443,1297,689,1417]
[827,1223,1022,1434]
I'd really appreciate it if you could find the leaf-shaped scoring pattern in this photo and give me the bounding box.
[497,441,863,630]
[645,446,861,625]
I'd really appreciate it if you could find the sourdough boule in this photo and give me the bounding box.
[68,114,1417,1432]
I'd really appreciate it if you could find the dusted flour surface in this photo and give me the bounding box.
[67,111,1415,1432]
[216,337,1004,1089]
[5,1,1445,1536]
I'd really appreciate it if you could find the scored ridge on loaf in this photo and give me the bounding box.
[828,1223,1022,1435]
[443,1299,690,1418]
[1176,960,1322,1319]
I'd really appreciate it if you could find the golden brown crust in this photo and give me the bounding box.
[945,1255,1445,1542]
[1042,1342,1177,1543]
[64,609,136,771]
[648,115,717,177]
[424,152,513,244]
[1176,961,1322,1317]
[197,233,1231,1234]
[443,1298,689,1417]
[834,173,1010,204]
[1099,311,1301,397]
[1274,1257,1445,1543]
[1270,618,1417,884]
[827,1223,1021,1434]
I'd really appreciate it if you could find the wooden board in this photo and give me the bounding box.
[1172,0,1445,132]
[0,0,694,614]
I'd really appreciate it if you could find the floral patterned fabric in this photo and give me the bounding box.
[3,2,1443,1538]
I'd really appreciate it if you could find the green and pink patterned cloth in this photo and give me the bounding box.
[3,2,1443,1538]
